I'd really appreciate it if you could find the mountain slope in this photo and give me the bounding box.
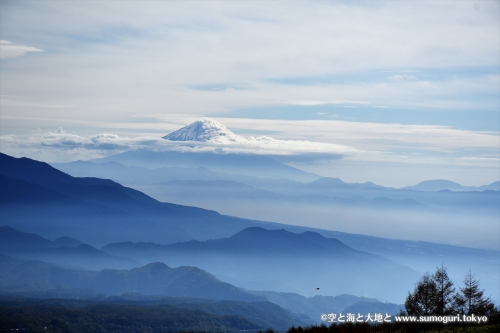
[91,149,319,182]
[0,300,261,332]
[0,152,282,245]
[0,254,264,302]
[163,118,246,143]
[0,296,309,331]
[0,226,138,270]
[247,291,401,322]
[403,179,467,191]
[102,227,418,302]
[0,225,58,250]
[3,152,498,303]
[403,179,500,192]
[102,227,379,260]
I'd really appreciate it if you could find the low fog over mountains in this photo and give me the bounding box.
[52,120,499,251]
[1,119,498,326]
[101,227,418,300]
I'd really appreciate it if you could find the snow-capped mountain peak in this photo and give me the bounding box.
[162,119,246,143]
[162,118,356,156]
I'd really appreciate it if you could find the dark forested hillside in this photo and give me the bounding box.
[0,300,259,333]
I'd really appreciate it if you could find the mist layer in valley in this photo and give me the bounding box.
[52,157,500,251]
[46,149,499,305]
[2,119,499,312]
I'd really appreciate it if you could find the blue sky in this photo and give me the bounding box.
[0,0,498,187]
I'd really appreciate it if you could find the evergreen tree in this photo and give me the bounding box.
[405,273,438,316]
[432,264,455,315]
[456,270,497,316]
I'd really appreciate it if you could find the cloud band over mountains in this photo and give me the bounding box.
[0,125,357,163]
[1,118,498,170]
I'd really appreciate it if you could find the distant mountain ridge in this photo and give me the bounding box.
[91,149,319,182]
[0,225,67,250]
[248,291,402,321]
[2,152,499,304]
[0,254,264,302]
[0,152,283,245]
[102,226,367,258]
[102,226,418,302]
[403,179,500,192]
[51,161,498,217]
[0,226,137,270]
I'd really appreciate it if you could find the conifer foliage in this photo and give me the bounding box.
[454,270,496,316]
[433,264,455,315]
[405,266,497,316]
[405,273,438,316]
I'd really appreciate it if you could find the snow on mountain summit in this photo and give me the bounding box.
[163,119,247,144]
[162,118,356,156]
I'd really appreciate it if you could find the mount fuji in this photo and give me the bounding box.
[163,119,248,144]
[91,119,320,181]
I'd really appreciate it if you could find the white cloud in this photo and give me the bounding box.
[0,97,73,109]
[0,1,498,185]
[0,0,498,120]
[388,74,417,81]
[281,100,369,106]
[0,126,358,161]
[0,40,43,59]
[212,118,499,152]
[1,118,498,170]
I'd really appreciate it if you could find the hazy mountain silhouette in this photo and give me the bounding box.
[102,227,419,302]
[91,149,319,182]
[0,225,62,250]
[403,179,500,192]
[137,179,425,209]
[0,226,138,270]
[103,227,365,258]
[2,152,498,303]
[51,160,498,217]
[343,301,402,316]
[53,236,84,247]
[51,159,309,190]
[0,254,265,302]
[0,152,282,245]
[248,291,401,322]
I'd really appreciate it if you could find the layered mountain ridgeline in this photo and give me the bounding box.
[52,159,500,211]
[2,152,498,304]
[0,222,418,304]
[402,179,500,192]
[102,227,419,302]
[247,291,403,323]
[143,177,499,217]
[97,118,317,182]
[0,254,264,302]
[0,226,137,270]
[51,157,499,254]
[0,225,83,250]
[0,152,283,246]
[0,256,310,330]
[91,149,319,182]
